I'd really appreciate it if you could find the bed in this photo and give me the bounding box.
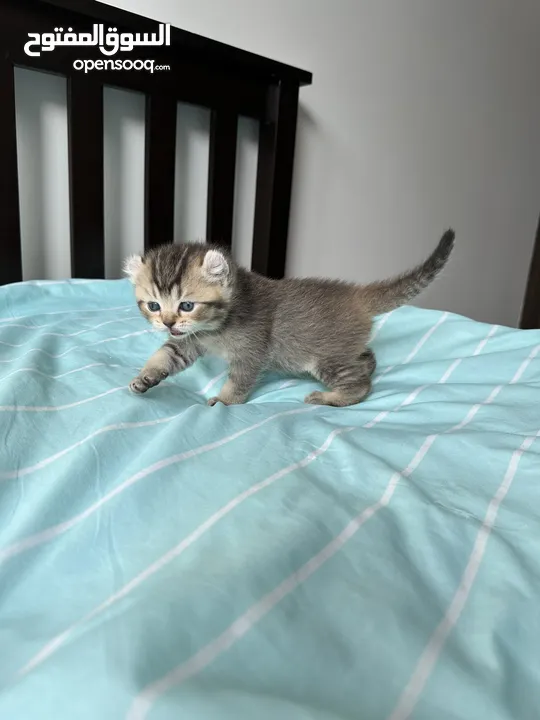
[1,2,540,720]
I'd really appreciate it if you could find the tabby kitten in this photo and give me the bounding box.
[124,229,454,407]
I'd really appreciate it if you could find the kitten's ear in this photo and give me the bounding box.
[202,249,229,282]
[123,254,144,283]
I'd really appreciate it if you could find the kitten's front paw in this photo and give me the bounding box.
[129,376,150,394]
[129,370,168,394]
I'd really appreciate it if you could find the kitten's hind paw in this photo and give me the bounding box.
[305,386,370,407]
[304,391,326,405]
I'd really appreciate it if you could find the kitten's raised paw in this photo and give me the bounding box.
[129,370,167,394]
[129,376,149,394]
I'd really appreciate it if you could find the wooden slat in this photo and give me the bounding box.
[67,77,104,277]
[0,59,22,284]
[206,110,238,248]
[520,213,540,329]
[252,81,299,278]
[144,94,177,250]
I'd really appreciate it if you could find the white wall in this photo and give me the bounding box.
[101,0,540,327]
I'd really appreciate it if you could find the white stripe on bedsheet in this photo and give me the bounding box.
[196,370,228,396]
[373,312,449,384]
[2,318,498,470]
[0,329,150,364]
[366,323,497,428]
[510,343,540,384]
[370,310,394,341]
[437,359,461,384]
[449,344,540,434]
[0,369,234,479]
[279,380,298,389]
[14,333,502,684]
[403,312,450,363]
[0,409,188,480]
[0,304,133,325]
[363,385,428,429]
[0,386,125,412]
[387,427,540,720]
[0,363,130,384]
[124,346,530,720]
[472,324,499,356]
[0,315,140,342]
[17,424,353,678]
[0,407,317,565]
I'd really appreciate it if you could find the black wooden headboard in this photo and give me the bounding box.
[0,0,312,285]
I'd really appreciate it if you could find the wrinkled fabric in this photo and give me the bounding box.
[0,278,539,720]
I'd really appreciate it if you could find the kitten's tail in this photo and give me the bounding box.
[358,229,455,315]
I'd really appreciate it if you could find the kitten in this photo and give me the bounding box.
[124,229,454,407]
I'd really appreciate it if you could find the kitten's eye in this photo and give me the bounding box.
[179,301,195,312]
[147,301,161,312]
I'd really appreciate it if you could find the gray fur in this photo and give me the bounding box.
[126,229,455,407]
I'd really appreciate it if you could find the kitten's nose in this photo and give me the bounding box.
[163,319,175,328]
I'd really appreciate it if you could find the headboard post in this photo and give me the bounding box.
[0,58,23,285]
[252,80,300,279]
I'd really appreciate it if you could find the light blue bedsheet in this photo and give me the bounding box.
[0,278,539,720]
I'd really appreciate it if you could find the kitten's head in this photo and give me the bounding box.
[124,243,234,337]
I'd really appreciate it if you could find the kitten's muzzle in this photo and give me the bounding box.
[162,318,185,336]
